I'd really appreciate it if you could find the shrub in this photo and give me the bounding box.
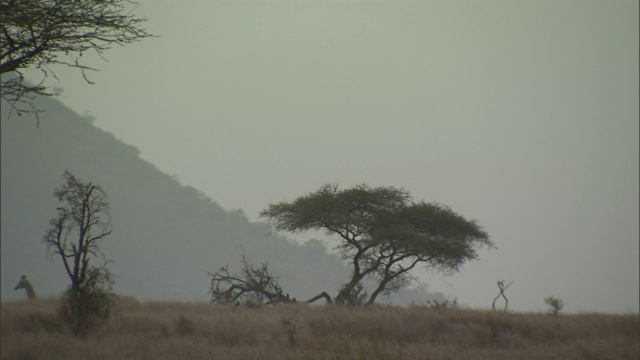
[544,296,564,317]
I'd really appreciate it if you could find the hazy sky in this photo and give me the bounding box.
[26,0,638,313]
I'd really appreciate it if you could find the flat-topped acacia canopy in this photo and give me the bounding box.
[261,183,493,306]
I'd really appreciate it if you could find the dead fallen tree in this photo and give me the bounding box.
[207,253,333,306]
[306,292,332,304]
[208,255,292,305]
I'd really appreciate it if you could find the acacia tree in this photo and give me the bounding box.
[261,184,493,305]
[0,0,152,117]
[42,170,115,335]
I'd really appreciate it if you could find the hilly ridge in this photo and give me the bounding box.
[1,94,349,302]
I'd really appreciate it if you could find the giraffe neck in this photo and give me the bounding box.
[24,283,36,299]
[15,280,36,299]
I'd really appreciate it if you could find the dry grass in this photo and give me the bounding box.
[1,296,638,360]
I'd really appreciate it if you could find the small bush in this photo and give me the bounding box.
[57,281,117,335]
[173,315,196,337]
[544,296,564,317]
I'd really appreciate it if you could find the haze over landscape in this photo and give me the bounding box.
[3,0,638,313]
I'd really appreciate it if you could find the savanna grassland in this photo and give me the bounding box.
[1,297,638,360]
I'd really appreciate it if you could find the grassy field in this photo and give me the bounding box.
[1,296,638,360]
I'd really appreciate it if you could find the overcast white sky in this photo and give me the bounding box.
[27,0,638,313]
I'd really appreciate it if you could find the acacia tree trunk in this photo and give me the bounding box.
[335,275,365,305]
[366,256,422,305]
[334,246,374,304]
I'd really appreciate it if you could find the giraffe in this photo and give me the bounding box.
[14,275,36,299]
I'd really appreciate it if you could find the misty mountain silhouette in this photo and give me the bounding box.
[2,92,443,305]
[1,94,351,302]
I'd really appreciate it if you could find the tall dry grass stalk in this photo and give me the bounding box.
[1,296,638,360]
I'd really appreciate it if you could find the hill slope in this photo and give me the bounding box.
[1,95,348,302]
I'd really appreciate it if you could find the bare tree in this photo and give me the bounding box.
[0,0,153,118]
[42,170,115,335]
[492,280,513,312]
